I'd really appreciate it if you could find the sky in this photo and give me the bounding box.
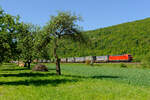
[0,0,150,30]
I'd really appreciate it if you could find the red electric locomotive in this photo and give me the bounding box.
[108,54,132,62]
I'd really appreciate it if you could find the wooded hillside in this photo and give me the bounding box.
[59,18,150,62]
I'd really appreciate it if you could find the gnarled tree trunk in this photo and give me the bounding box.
[54,39,61,75]
[27,58,32,69]
[27,61,30,69]
[55,57,61,75]
[24,61,27,67]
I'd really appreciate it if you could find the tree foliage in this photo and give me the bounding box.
[43,11,85,75]
[0,8,20,63]
[16,23,40,68]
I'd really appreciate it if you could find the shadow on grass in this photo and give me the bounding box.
[0,79,78,86]
[1,67,56,71]
[0,72,121,79]
[0,73,121,86]
[48,68,57,70]
[1,68,30,71]
[0,72,57,77]
[0,66,121,86]
[92,75,119,79]
[62,74,120,79]
[0,74,120,86]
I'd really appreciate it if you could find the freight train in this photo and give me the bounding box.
[61,54,132,63]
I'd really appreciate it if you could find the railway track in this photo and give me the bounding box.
[94,62,140,64]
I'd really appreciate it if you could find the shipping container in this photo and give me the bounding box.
[75,57,85,63]
[95,56,108,62]
[67,57,75,63]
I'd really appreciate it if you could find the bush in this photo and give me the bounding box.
[32,64,48,71]
[120,63,127,68]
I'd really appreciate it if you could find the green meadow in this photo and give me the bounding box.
[0,63,150,100]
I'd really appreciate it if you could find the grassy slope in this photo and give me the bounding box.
[0,63,150,100]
